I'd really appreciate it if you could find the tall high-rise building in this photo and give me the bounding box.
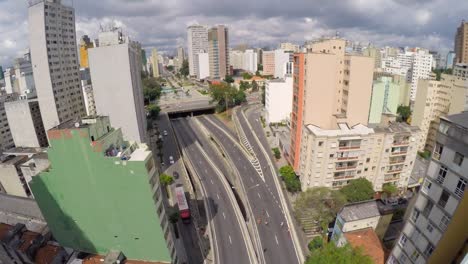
[187,25,208,77]
[290,38,374,169]
[446,51,456,69]
[28,0,86,131]
[208,25,229,79]
[175,46,185,72]
[454,20,468,64]
[29,116,175,263]
[79,35,94,68]
[274,49,293,78]
[279,42,300,52]
[0,94,16,152]
[0,66,4,80]
[363,46,382,69]
[262,51,275,76]
[243,49,258,73]
[141,48,147,73]
[88,30,147,143]
[150,48,160,78]
[196,52,210,80]
[388,112,468,264]
[411,74,468,152]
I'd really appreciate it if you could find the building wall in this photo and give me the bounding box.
[342,216,381,233]
[243,49,258,73]
[230,50,244,70]
[89,40,147,143]
[196,52,210,80]
[369,76,402,124]
[265,77,293,124]
[262,51,275,76]
[0,94,15,152]
[274,49,291,78]
[0,160,29,198]
[187,25,208,77]
[79,36,94,68]
[151,48,160,78]
[5,99,48,148]
[208,25,229,79]
[28,0,86,130]
[290,53,305,169]
[30,123,172,262]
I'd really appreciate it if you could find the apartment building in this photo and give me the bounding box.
[388,112,468,264]
[230,49,244,70]
[453,63,468,78]
[80,68,96,116]
[454,20,468,64]
[369,74,411,124]
[150,48,160,78]
[187,24,208,77]
[0,94,16,152]
[5,99,48,148]
[89,30,147,143]
[175,46,185,72]
[362,46,382,69]
[3,52,36,98]
[28,0,86,130]
[196,52,210,80]
[411,74,468,152]
[29,116,176,263]
[243,49,258,73]
[208,25,229,79]
[280,42,300,52]
[262,51,275,76]
[290,38,374,169]
[446,51,456,69]
[298,119,420,191]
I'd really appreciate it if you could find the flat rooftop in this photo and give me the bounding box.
[82,255,169,264]
[128,145,151,161]
[339,200,380,222]
[2,147,45,156]
[0,193,45,220]
[306,123,374,137]
[372,121,419,134]
[444,111,468,129]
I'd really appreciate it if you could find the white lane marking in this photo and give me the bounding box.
[257,192,261,199]
[217,193,220,200]
[266,210,270,218]
[250,177,254,183]
[223,212,226,219]
[210,179,214,185]
[275,235,279,245]
[229,235,232,244]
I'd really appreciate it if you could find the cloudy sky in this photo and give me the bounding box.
[0,0,466,66]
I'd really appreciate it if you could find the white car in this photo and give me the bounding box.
[163,130,168,136]
[169,156,174,164]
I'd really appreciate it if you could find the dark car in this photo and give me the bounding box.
[173,171,179,179]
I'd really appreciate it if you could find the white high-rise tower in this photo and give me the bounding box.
[187,25,208,77]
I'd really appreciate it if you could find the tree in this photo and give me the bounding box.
[159,173,174,186]
[224,75,234,83]
[209,82,246,111]
[261,85,266,105]
[144,88,160,104]
[308,236,324,251]
[166,65,174,72]
[147,105,161,120]
[279,165,301,192]
[242,72,253,80]
[179,59,189,77]
[306,243,373,264]
[257,64,263,71]
[294,187,346,232]
[397,105,411,123]
[169,210,180,224]
[339,178,375,203]
[252,80,259,91]
[382,183,398,196]
[272,148,281,159]
[239,81,251,91]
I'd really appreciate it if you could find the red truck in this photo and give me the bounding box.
[175,186,191,224]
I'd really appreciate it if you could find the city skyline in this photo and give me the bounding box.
[1,0,467,65]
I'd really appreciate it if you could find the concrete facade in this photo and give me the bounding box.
[30,116,174,263]
[388,112,468,264]
[274,49,292,78]
[80,68,96,116]
[290,38,374,169]
[369,75,411,124]
[4,52,36,99]
[88,30,147,143]
[196,52,210,80]
[5,99,48,148]
[79,35,94,68]
[187,25,208,77]
[150,48,160,78]
[229,50,244,70]
[265,76,293,124]
[243,49,258,73]
[28,0,87,131]
[411,74,468,152]
[208,25,229,79]
[298,121,420,191]
[0,94,16,152]
[279,42,300,52]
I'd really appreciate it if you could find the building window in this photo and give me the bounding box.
[422,200,433,217]
[455,178,467,198]
[318,141,323,147]
[411,210,420,222]
[434,143,443,160]
[329,154,334,158]
[421,179,432,194]
[436,166,448,184]
[366,158,370,163]
[438,122,449,134]
[426,222,434,233]
[399,254,408,264]
[438,190,450,208]
[410,250,420,261]
[398,234,408,247]
[454,152,464,166]
[439,214,450,231]
[423,243,435,257]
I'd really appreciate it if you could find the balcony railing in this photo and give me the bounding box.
[391,151,407,156]
[392,141,410,146]
[337,156,359,161]
[335,165,357,171]
[389,159,406,164]
[338,145,360,150]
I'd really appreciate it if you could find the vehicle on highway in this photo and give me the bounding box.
[169,156,174,164]
[173,171,179,179]
[175,186,191,224]
[163,130,168,136]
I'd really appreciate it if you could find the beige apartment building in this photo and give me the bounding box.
[262,51,275,76]
[298,118,420,191]
[290,38,374,169]
[454,20,468,64]
[208,25,229,79]
[411,74,468,152]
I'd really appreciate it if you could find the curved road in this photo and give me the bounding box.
[172,118,253,264]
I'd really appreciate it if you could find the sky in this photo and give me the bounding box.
[0,0,467,66]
